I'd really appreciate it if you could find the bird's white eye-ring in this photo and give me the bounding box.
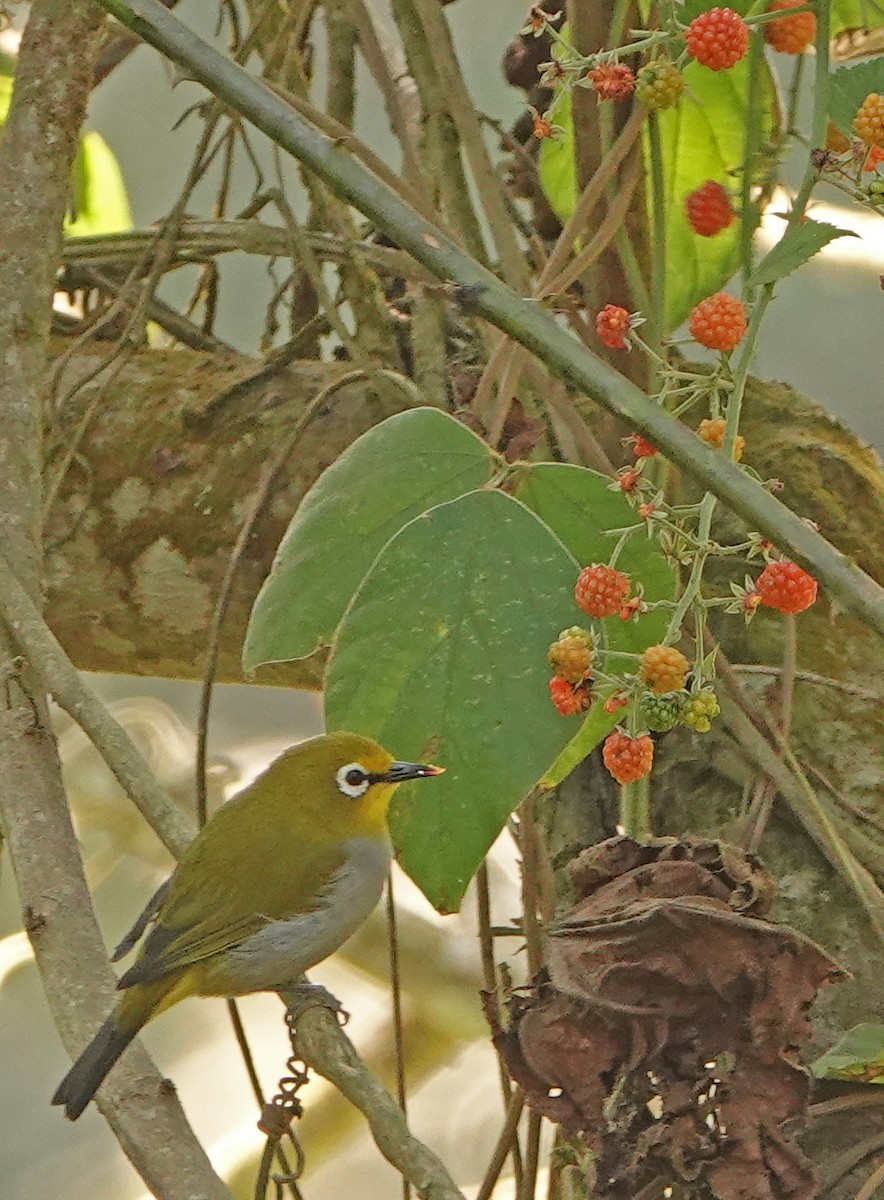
[336,762,371,798]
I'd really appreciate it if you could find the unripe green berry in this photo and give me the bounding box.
[640,690,689,732]
[635,61,685,110]
[683,687,721,733]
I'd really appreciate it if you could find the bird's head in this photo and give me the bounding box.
[263,731,444,839]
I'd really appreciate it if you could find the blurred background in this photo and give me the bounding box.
[0,1,881,1198]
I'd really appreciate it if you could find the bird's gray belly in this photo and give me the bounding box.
[205,836,391,993]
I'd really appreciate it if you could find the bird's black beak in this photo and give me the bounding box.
[380,761,445,783]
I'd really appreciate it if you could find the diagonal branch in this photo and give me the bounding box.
[92,0,884,638]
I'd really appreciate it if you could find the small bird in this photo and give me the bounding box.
[52,731,443,1119]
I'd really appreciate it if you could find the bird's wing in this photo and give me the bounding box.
[117,824,349,988]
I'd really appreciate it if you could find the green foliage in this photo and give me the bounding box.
[326,490,581,912]
[830,59,884,139]
[539,55,776,331]
[748,219,858,287]
[246,410,676,910]
[243,408,497,670]
[831,1,884,36]
[812,1023,884,1083]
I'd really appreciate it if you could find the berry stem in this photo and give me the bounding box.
[647,110,667,356]
[664,491,716,643]
[620,775,652,843]
[738,34,764,280]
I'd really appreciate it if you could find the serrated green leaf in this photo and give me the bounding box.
[541,701,618,789]
[811,1024,884,1083]
[325,490,581,913]
[830,60,884,138]
[244,408,498,671]
[513,462,676,652]
[747,219,858,288]
[538,54,776,331]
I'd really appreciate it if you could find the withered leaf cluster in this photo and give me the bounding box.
[494,836,846,1199]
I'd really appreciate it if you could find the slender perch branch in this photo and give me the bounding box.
[91,0,884,638]
[283,992,467,1200]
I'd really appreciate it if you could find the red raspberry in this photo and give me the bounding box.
[586,62,635,101]
[640,644,690,694]
[617,468,640,493]
[855,94,884,149]
[764,0,816,53]
[689,293,747,352]
[604,691,629,715]
[596,304,632,350]
[548,627,594,683]
[697,416,745,461]
[686,8,750,70]
[602,731,654,784]
[630,434,657,459]
[685,181,735,237]
[575,564,631,618]
[549,675,591,716]
[755,560,818,614]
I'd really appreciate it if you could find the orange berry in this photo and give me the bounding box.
[548,627,594,683]
[575,564,631,618]
[602,731,654,784]
[595,304,632,350]
[697,416,745,461]
[764,0,816,53]
[755,560,818,614]
[688,293,747,352]
[639,644,690,694]
[855,94,884,149]
[685,181,735,237]
[686,8,750,71]
[549,675,592,716]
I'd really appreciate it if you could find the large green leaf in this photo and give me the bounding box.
[244,408,498,670]
[325,489,581,912]
[514,462,676,653]
[538,43,776,330]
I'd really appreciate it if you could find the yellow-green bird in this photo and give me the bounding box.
[53,731,443,1120]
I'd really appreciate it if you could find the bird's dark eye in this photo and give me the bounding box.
[336,762,371,798]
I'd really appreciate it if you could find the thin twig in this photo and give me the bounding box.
[474,1089,527,1200]
[386,872,411,1200]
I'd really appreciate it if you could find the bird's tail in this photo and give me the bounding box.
[51,1015,138,1120]
[51,974,186,1120]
